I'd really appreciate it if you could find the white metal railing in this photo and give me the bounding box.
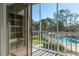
[32,31,79,56]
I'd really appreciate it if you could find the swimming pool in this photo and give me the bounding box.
[53,35,79,45]
[43,33,79,45]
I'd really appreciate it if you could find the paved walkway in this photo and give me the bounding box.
[63,44,79,53]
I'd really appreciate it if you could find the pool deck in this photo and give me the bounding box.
[63,44,79,53]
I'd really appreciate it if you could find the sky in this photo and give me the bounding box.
[32,3,79,22]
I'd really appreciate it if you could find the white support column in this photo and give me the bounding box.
[0,4,9,56]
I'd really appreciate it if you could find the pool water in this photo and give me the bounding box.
[43,34,79,45]
[54,35,79,45]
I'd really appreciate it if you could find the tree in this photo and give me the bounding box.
[57,20,64,31]
[32,19,40,31]
[32,9,79,32]
[41,17,55,31]
[53,9,79,32]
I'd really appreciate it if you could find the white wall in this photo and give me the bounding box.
[0,3,9,56]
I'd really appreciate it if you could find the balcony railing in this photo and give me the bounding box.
[32,31,79,56]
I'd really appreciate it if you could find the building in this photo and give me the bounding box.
[0,3,79,56]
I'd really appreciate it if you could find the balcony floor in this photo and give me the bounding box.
[10,46,63,56]
[32,48,62,56]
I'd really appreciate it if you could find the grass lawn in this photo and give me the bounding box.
[32,35,40,45]
[32,35,48,45]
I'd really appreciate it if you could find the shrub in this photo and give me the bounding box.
[43,42,65,52]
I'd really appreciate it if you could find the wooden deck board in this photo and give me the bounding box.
[10,46,27,56]
[10,46,61,56]
[42,52,50,56]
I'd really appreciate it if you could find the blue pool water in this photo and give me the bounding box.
[43,34,79,45]
[54,35,79,45]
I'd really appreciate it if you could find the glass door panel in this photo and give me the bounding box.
[8,3,28,56]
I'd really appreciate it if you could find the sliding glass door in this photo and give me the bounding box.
[7,3,32,56]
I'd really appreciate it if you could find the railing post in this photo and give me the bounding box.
[50,33,53,51]
[70,36,72,55]
[66,34,67,55]
[75,38,77,56]
[39,3,42,48]
[56,3,59,54]
[48,34,50,50]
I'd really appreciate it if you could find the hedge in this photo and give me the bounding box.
[43,42,65,52]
